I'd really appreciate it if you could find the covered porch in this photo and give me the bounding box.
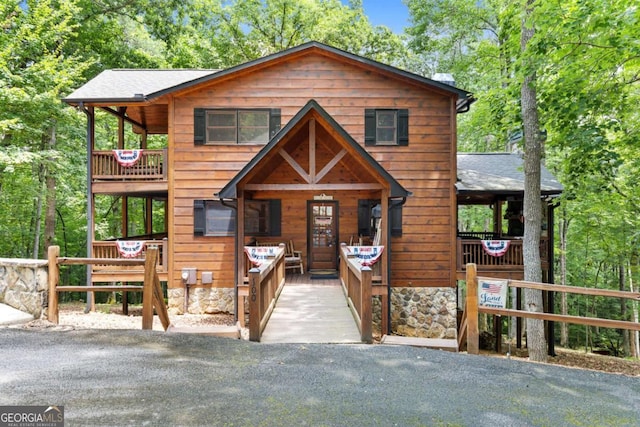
[455,153,563,280]
[217,100,410,334]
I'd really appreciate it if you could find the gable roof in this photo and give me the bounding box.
[216,99,411,199]
[63,41,473,112]
[63,69,219,105]
[456,153,563,195]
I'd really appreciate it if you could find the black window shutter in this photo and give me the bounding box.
[269,199,281,236]
[269,109,281,139]
[397,109,409,146]
[194,200,206,235]
[364,109,376,146]
[390,204,403,237]
[194,109,206,145]
[358,200,372,236]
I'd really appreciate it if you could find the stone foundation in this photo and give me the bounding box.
[0,258,49,319]
[168,287,234,315]
[390,287,457,339]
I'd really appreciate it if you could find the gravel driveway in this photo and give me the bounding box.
[1,328,638,426]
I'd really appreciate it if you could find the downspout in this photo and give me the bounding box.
[220,197,239,321]
[78,103,94,313]
[387,197,407,335]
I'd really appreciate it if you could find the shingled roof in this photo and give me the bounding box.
[63,42,473,111]
[456,153,563,195]
[63,69,219,104]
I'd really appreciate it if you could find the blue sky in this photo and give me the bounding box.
[342,0,410,34]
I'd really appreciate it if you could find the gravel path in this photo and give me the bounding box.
[1,328,638,427]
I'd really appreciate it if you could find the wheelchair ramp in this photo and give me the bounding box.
[260,281,362,344]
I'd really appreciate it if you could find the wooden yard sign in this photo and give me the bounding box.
[478,279,509,309]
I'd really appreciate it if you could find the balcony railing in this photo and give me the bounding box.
[456,238,549,273]
[92,149,167,181]
[90,240,168,281]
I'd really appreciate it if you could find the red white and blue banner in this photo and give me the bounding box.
[244,246,281,267]
[116,241,145,258]
[478,279,509,308]
[346,246,384,267]
[481,240,510,257]
[113,149,142,167]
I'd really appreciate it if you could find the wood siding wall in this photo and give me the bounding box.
[168,53,456,289]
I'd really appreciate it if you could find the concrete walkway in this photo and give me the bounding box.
[0,303,34,326]
[260,282,362,344]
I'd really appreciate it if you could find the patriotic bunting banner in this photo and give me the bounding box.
[481,240,510,257]
[244,246,281,267]
[346,246,384,267]
[116,241,145,258]
[478,279,509,308]
[113,149,142,167]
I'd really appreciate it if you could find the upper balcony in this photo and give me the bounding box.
[91,149,167,195]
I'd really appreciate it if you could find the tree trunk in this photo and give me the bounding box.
[629,260,640,359]
[560,213,569,347]
[32,167,44,259]
[520,0,547,362]
[620,263,630,356]
[44,124,57,251]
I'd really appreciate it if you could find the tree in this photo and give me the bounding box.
[519,0,546,362]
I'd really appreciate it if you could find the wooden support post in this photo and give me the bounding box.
[361,266,372,344]
[47,245,60,324]
[142,246,158,330]
[466,263,479,354]
[152,271,170,330]
[248,268,260,342]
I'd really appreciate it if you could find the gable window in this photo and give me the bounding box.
[364,109,409,146]
[194,200,236,236]
[245,199,281,236]
[194,108,281,145]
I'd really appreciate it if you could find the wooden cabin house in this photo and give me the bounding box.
[63,41,563,339]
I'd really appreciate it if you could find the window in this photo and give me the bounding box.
[245,199,281,236]
[194,108,281,145]
[364,109,409,146]
[194,200,236,236]
[358,199,403,238]
[193,199,282,237]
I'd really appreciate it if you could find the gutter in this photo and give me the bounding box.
[219,197,239,322]
[387,196,407,335]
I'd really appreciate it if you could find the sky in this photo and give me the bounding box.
[341,0,410,34]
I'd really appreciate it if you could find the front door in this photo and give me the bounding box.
[307,201,338,271]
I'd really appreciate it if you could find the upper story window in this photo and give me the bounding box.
[364,109,409,146]
[194,108,281,145]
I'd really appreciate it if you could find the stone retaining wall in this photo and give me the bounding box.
[389,287,457,339]
[0,258,48,319]
[168,287,235,315]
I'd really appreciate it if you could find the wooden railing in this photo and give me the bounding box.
[48,245,170,330]
[456,238,549,272]
[248,245,286,342]
[91,240,167,278]
[92,149,167,181]
[459,263,640,354]
[339,244,373,343]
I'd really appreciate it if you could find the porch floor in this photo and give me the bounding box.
[259,273,362,344]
